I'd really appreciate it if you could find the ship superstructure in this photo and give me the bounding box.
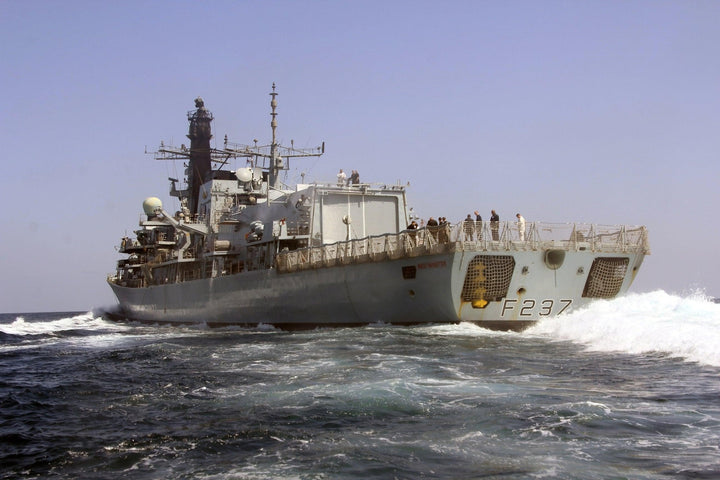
[108,85,650,330]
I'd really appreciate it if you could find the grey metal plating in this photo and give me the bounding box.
[108,86,649,330]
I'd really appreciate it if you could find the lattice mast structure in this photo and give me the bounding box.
[153,84,325,206]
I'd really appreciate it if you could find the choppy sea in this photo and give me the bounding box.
[1,290,719,479]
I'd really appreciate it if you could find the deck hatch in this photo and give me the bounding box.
[461,255,515,305]
[582,257,629,298]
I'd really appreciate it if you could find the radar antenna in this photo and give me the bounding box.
[152,85,325,198]
[222,83,324,190]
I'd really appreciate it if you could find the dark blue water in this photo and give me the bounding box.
[2,291,719,479]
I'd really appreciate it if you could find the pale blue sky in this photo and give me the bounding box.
[1,0,718,312]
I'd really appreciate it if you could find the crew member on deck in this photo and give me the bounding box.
[490,210,500,241]
[438,217,449,243]
[464,214,474,241]
[427,217,439,241]
[516,213,526,241]
[347,170,360,186]
[474,211,483,240]
[407,220,418,245]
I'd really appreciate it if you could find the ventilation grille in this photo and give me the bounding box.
[461,255,515,303]
[582,257,629,298]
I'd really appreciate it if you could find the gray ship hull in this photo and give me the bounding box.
[109,243,645,331]
[107,91,649,331]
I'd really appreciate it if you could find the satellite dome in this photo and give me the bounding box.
[143,197,163,216]
[236,167,253,183]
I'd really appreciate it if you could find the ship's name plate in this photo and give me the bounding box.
[417,260,447,269]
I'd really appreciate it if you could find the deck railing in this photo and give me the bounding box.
[275,221,650,273]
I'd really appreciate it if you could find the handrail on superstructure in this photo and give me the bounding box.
[111,219,649,282]
[275,222,649,273]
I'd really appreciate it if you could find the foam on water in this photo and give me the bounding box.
[2,298,720,479]
[525,290,720,367]
[3,290,719,367]
[0,311,124,336]
[0,311,152,352]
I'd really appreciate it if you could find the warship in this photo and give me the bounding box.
[107,85,650,331]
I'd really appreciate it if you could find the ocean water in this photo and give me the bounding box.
[1,290,719,479]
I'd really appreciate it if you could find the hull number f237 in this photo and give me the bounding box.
[501,299,573,317]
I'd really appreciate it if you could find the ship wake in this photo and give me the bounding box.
[524,290,720,367]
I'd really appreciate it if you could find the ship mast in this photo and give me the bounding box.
[269,83,281,189]
[264,83,325,189]
[186,97,214,215]
[153,86,324,203]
